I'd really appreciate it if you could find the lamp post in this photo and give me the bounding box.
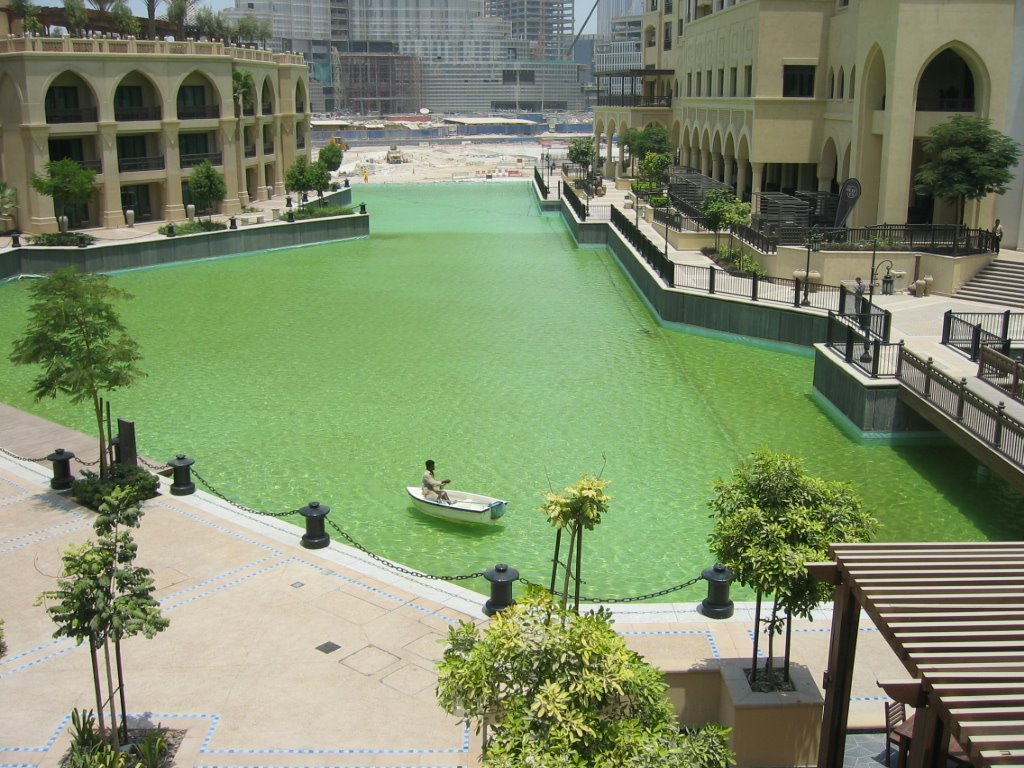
[860,238,879,363]
[801,228,821,306]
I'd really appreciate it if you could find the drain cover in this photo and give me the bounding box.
[316,641,341,654]
[291,581,304,588]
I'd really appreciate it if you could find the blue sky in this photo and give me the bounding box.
[129,0,597,33]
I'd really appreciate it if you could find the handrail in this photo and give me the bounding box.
[534,166,549,200]
[824,313,901,378]
[943,310,1024,348]
[898,348,1024,470]
[563,180,588,221]
[611,206,673,285]
[978,346,1024,406]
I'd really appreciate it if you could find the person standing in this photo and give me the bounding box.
[421,459,451,502]
[994,219,1004,254]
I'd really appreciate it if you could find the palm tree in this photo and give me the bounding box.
[86,0,117,14]
[143,0,162,38]
[162,0,186,38]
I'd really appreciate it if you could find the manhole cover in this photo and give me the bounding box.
[291,582,305,588]
[316,641,341,654]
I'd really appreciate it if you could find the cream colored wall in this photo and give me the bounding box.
[0,38,309,232]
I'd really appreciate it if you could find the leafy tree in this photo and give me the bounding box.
[31,158,97,231]
[568,137,597,178]
[193,6,231,39]
[232,67,255,116]
[708,449,877,689]
[0,181,17,230]
[235,13,260,44]
[639,151,672,191]
[38,488,169,746]
[62,0,90,36]
[308,160,331,203]
[9,0,41,30]
[162,0,186,38]
[914,114,1021,253]
[188,160,226,219]
[142,0,161,38]
[539,473,610,612]
[437,587,734,768]
[700,189,751,253]
[620,126,642,175]
[256,17,272,47]
[110,0,139,36]
[317,140,343,172]
[285,156,311,202]
[9,268,144,479]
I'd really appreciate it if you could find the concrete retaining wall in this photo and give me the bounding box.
[0,214,368,279]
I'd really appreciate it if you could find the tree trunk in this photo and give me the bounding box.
[89,640,106,736]
[93,392,107,478]
[115,638,128,743]
[102,637,120,748]
[750,591,761,685]
[559,522,577,613]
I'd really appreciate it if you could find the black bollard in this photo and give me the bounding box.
[110,435,121,465]
[358,202,366,215]
[299,500,330,549]
[229,215,237,230]
[77,234,87,248]
[167,454,196,495]
[483,563,518,616]
[166,222,176,237]
[343,178,350,188]
[701,563,735,619]
[287,210,295,223]
[11,230,20,248]
[46,448,76,491]
[286,195,293,208]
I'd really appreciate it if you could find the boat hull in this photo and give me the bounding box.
[405,487,507,525]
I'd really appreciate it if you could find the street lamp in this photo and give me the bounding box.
[860,238,880,363]
[800,227,821,306]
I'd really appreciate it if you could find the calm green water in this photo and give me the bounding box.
[1,183,1021,601]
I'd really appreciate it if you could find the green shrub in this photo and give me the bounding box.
[67,709,103,768]
[648,195,670,207]
[157,220,227,236]
[630,180,659,195]
[292,204,353,220]
[133,729,167,768]
[71,464,158,510]
[27,232,96,246]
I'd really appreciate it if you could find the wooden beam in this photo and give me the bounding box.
[878,679,926,706]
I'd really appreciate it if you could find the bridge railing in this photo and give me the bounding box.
[978,346,1024,406]
[824,313,902,378]
[898,348,1024,470]
[942,310,1024,360]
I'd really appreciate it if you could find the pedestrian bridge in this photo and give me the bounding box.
[896,349,1024,493]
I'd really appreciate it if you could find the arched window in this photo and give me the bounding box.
[827,68,835,99]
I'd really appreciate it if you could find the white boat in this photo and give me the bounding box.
[405,486,507,525]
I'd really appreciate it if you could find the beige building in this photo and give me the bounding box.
[0,26,310,232]
[594,0,1016,230]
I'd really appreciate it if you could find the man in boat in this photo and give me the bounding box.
[422,459,452,502]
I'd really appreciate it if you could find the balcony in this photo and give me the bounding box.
[180,151,222,168]
[118,155,165,172]
[917,97,975,112]
[296,102,305,113]
[114,105,162,121]
[262,104,273,115]
[596,94,672,108]
[46,106,98,124]
[178,104,220,120]
[263,142,274,154]
[243,105,255,117]
[296,137,306,149]
[245,143,257,158]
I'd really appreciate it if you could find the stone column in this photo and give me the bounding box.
[711,153,722,182]
[162,121,185,220]
[97,123,124,228]
[219,118,242,214]
[723,154,734,188]
[750,162,764,211]
[736,160,749,201]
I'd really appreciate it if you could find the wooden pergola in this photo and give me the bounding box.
[811,542,1024,768]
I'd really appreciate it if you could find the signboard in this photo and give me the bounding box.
[834,178,862,228]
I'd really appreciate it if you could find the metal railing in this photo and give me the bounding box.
[177,104,220,120]
[611,206,674,285]
[809,224,996,255]
[595,94,672,108]
[263,142,274,154]
[979,346,1024,405]
[118,155,164,172]
[837,286,892,342]
[45,106,98,124]
[898,349,1024,470]
[563,179,588,221]
[180,151,222,168]
[731,221,777,254]
[244,144,257,158]
[942,310,1024,360]
[534,166,549,199]
[114,105,161,121]
[824,313,902,378]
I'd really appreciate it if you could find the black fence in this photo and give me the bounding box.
[978,346,1024,405]
[837,286,892,342]
[563,180,588,221]
[534,166,549,200]
[611,206,674,284]
[823,313,902,378]
[899,349,1024,470]
[778,224,996,255]
[942,310,1024,360]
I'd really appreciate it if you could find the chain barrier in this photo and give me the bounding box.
[190,467,298,519]
[0,445,53,463]
[518,574,704,604]
[325,517,485,583]
[138,456,169,472]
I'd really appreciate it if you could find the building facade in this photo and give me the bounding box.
[593,0,1017,231]
[0,35,310,232]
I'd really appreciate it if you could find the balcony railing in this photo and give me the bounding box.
[262,104,273,115]
[243,105,255,116]
[596,94,672,108]
[118,155,165,172]
[60,158,102,172]
[180,151,222,168]
[263,142,274,154]
[296,137,306,149]
[114,105,162,121]
[244,144,257,158]
[45,106,98,124]
[916,97,975,113]
[177,104,220,120]
[296,102,305,113]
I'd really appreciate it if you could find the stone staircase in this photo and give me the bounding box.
[953,259,1024,308]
